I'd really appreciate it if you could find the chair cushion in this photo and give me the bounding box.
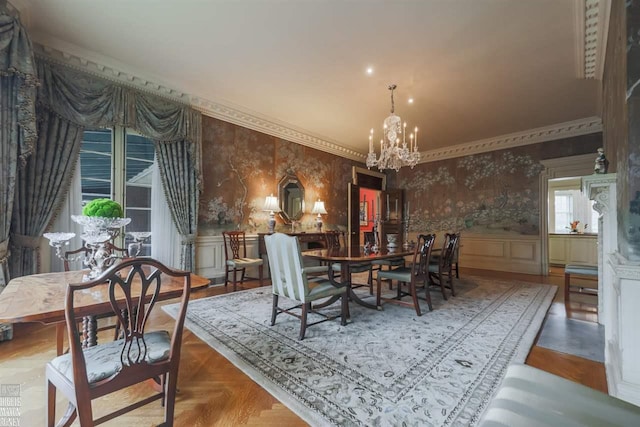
[227,257,263,268]
[377,266,413,282]
[307,279,347,300]
[331,262,371,274]
[49,330,171,385]
[565,265,598,277]
[372,257,405,267]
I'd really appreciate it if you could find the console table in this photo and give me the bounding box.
[258,232,328,258]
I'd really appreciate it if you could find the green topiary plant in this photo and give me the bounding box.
[82,198,124,218]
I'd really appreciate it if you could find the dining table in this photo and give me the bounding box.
[0,268,210,355]
[303,245,414,310]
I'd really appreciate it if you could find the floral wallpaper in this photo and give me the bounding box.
[198,116,359,234]
[391,135,601,237]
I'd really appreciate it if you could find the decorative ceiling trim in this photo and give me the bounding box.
[579,0,611,79]
[418,117,603,164]
[32,41,602,166]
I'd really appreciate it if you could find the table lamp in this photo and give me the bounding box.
[311,199,327,232]
[263,194,280,234]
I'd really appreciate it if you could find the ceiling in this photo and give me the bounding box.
[15,0,608,161]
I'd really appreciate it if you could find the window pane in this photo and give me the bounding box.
[125,132,154,256]
[80,129,113,204]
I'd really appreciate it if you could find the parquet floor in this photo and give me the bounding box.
[0,267,605,426]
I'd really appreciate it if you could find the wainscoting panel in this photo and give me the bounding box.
[459,234,542,275]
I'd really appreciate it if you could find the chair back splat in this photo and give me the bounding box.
[222,231,264,291]
[264,233,348,340]
[376,233,436,316]
[46,258,190,427]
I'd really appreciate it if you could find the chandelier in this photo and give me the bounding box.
[366,84,421,171]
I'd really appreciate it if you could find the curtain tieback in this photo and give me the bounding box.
[0,239,9,265]
[10,233,41,249]
[181,234,196,245]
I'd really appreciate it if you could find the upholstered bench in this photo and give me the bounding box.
[564,264,598,303]
[479,364,640,426]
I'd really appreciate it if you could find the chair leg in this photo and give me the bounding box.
[340,293,348,326]
[232,269,238,292]
[448,268,456,297]
[271,294,278,326]
[409,280,422,316]
[376,275,382,308]
[367,268,373,295]
[258,264,264,286]
[47,379,56,427]
[455,262,459,278]
[299,302,310,340]
[164,370,178,427]
[224,266,230,289]
[437,272,447,300]
[423,279,433,311]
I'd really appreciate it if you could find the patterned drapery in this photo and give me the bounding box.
[9,108,83,278]
[0,8,37,286]
[27,59,202,272]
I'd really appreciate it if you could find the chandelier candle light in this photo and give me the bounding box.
[366,84,421,171]
[311,199,327,232]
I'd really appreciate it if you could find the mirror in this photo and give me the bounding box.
[278,173,304,223]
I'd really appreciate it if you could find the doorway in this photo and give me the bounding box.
[349,167,386,247]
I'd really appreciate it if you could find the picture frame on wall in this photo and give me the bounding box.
[360,201,368,226]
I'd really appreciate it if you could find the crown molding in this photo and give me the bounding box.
[578,0,611,79]
[33,41,601,166]
[417,117,603,164]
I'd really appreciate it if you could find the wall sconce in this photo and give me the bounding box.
[263,194,281,234]
[311,199,327,232]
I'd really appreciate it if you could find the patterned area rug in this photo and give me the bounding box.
[164,276,556,426]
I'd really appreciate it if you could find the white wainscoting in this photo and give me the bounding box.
[195,234,261,283]
[458,233,542,275]
[548,234,598,266]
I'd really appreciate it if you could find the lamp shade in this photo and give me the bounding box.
[311,200,327,215]
[263,194,280,212]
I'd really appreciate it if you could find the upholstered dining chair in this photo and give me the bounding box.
[46,258,191,427]
[330,231,374,294]
[428,232,461,299]
[222,230,264,291]
[265,233,348,340]
[376,234,436,316]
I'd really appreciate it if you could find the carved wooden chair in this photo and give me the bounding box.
[265,233,348,340]
[222,231,264,291]
[376,234,436,316]
[46,258,191,426]
[428,232,460,298]
[329,231,374,294]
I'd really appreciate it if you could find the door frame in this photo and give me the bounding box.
[539,153,595,275]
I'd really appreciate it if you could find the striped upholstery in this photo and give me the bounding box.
[226,257,263,268]
[264,233,348,339]
[265,233,342,303]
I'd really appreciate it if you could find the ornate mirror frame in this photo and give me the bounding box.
[278,173,305,224]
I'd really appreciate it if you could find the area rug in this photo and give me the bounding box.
[163,276,556,426]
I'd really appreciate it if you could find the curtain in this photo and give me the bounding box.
[155,142,199,271]
[9,108,83,277]
[151,158,180,268]
[31,58,202,272]
[49,159,83,272]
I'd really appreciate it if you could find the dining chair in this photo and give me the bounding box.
[428,232,460,298]
[46,258,191,427]
[330,230,374,294]
[376,234,436,316]
[265,232,348,340]
[222,230,264,291]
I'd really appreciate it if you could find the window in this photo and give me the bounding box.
[79,128,155,255]
[548,180,598,234]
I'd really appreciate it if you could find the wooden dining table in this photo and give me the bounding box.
[303,245,414,310]
[0,268,210,355]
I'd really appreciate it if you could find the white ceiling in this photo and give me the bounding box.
[16,0,606,159]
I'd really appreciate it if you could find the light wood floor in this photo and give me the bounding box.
[0,267,605,426]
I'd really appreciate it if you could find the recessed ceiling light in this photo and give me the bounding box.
[408,98,414,104]
[366,67,374,75]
